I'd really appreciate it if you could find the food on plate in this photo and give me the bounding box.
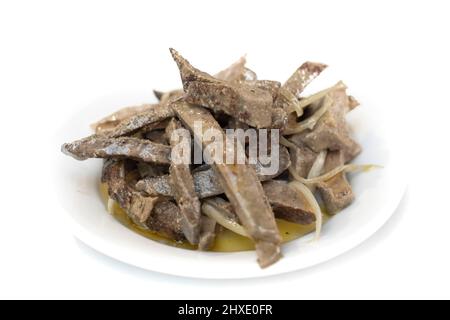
[61,48,377,268]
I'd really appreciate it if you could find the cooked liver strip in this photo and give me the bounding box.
[146,201,186,241]
[107,103,175,138]
[274,62,328,114]
[62,136,171,164]
[170,48,285,129]
[91,104,157,134]
[262,180,316,225]
[317,150,354,214]
[282,62,328,99]
[172,101,281,268]
[166,119,202,245]
[102,159,158,227]
[288,139,318,178]
[290,88,361,163]
[136,146,291,199]
[214,56,250,82]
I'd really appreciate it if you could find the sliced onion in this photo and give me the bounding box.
[279,88,304,117]
[201,201,249,238]
[283,95,331,135]
[107,198,115,215]
[279,136,299,150]
[288,181,322,240]
[297,81,346,110]
[289,164,381,185]
[307,150,327,179]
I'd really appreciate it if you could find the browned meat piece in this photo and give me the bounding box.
[153,57,254,108]
[274,62,327,115]
[170,48,284,129]
[253,145,291,180]
[191,164,211,173]
[271,108,289,130]
[107,103,175,138]
[348,95,360,111]
[145,130,168,145]
[244,80,281,102]
[198,216,217,251]
[342,139,362,163]
[288,138,318,178]
[136,175,173,197]
[102,160,158,227]
[141,118,172,133]
[136,163,168,179]
[214,56,249,82]
[159,90,185,108]
[206,186,315,226]
[263,180,315,225]
[226,118,249,130]
[192,169,223,198]
[317,150,354,214]
[101,159,113,183]
[166,119,202,245]
[283,62,328,99]
[215,56,257,82]
[62,135,171,164]
[289,88,361,162]
[91,104,157,135]
[136,169,222,198]
[136,146,291,199]
[172,101,281,268]
[184,81,273,128]
[146,201,186,241]
[214,55,259,82]
[153,90,164,101]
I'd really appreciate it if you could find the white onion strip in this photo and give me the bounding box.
[107,198,115,215]
[306,150,328,193]
[288,181,322,240]
[289,164,381,185]
[201,201,249,238]
[297,81,346,110]
[279,136,299,150]
[307,150,328,179]
[283,95,332,135]
[279,88,304,117]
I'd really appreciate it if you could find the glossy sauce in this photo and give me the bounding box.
[100,183,329,252]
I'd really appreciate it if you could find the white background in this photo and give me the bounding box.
[1,0,449,299]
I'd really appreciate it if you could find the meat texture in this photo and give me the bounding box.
[317,150,354,214]
[146,201,186,241]
[62,136,171,164]
[170,48,286,129]
[262,180,316,224]
[107,103,175,138]
[172,101,281,268]
[198,216,217,251]
[288,139,318,179]
[166,118,202,245]
[289,88,361,162]
[136,146,291,199]
[102,159,158,227]
[91,104,157,134]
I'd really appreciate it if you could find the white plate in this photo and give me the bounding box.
[55,91,407,279]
